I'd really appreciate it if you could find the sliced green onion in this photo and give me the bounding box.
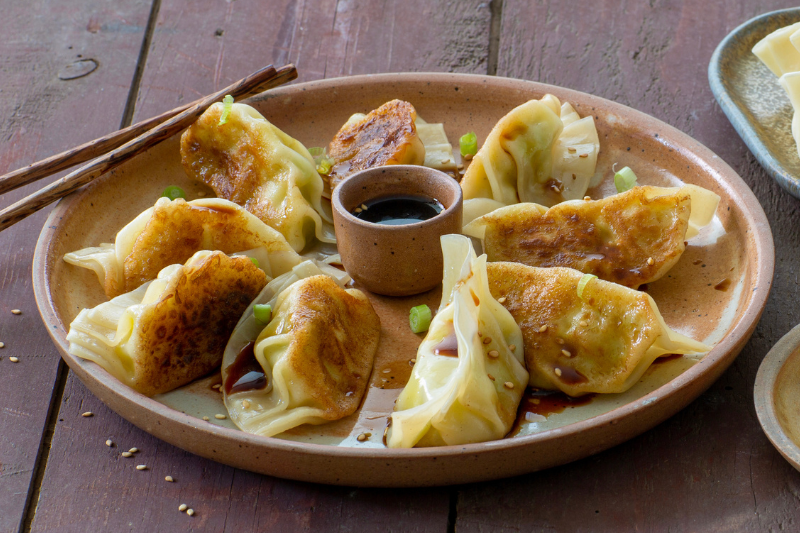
[218,94,234,126]
[460,132,478,157]
[250,257,260,268]
[162,185,186,200]
[409,304,432,333]
[577,274,597,300]
[253,304,272,324]
[308,147,334,175]
[614,166,639,193]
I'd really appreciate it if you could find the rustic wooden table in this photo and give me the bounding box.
[2,0,799,531]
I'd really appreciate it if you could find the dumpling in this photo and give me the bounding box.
[64,197,302,298]
[327,99,425,189]
[487,262,710,396]
[222,262,380,437]
[415,116,457,172]
[67,251,268,396]
[752,22,800,77]
[779,72,800,158]
[461,94,599,208]
[180,102,335,252]
[387,235,529,448]
[463,185,720,289]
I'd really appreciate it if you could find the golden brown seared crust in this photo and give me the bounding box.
[120,199,281,297]
[486,262,661,396]
[482,187,691,288]
[133,252,268,396]
[327,99,425,189]
[284,276,381,420]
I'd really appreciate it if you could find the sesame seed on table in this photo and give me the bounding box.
[2,0,800,531]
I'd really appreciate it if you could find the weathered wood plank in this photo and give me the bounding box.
[30,0,490,531]
[0,2,151,532]
[456,1,800,531]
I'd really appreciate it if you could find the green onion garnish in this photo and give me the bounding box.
[308,147,334,175]
[409,304,432,333]
[577,274,597,300]
[162,185,186,200]
[460,132,478,157]
[253,304,272,324]
[250,257,260,268]
[218,94,234,126]
[614,166,639,193]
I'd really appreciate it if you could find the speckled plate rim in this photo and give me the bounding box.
[708,7,800,199]
[754,323,800,471]
[33,73,774,487]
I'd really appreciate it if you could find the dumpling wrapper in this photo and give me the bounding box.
[327,99,425,189]
[415,116,457,172]
[464,185,720,289]
[64,197,302,299]
[487,262,711,396]
[779,72,800,158]
[752,22,800,77]
[67,251,268,396]
[461,94,599,208]
[180,102,335,252]
[387,235,529,448]
[222,262,380,437]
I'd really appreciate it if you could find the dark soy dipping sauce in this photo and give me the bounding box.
[433,329,458,357]
[508,388,596,436]
[224,341,268,395]
[353,194,443,225]
[714,278,731,291]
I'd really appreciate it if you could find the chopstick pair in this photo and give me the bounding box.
[0,63,298,233]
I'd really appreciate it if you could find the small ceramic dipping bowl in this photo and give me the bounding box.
[331,165,463,296]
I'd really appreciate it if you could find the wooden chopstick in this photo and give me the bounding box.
[0,64,295,232]
[0,64,297,197]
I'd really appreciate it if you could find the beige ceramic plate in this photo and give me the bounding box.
[754,323,800,471]
[34,73,773,487]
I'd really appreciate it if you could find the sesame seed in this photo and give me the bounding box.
[212,383,221,390]
[458,163,464,170]
[584,196,591,201]
[9,356,18,363]
[121,452,133,458]
[539,325,548,333]
[361,204,368,210]
[497,296,507,303]
[555,368,563,377]
[382,368,391,374]
[105,439,113,447]
[579,320,588,327]
[488,350,499,359]
[136,464,147,470]
[488,374,496,381]
[215,414,226,420]
[409,358,416,365]
[464,153,473,161]
[509,344,516,352]
[82,412,93,417]
[568,147,577,153]
[0,342,5,348]
[532,398,541,405]
[579,153,588,158]
[561,349,572,357]
[242,400,251,409]
[128,448,138,453]
[483,337,492,345]
[179,504,188,512]
[202,416,209,421]
[354,207,362,213]
[197,191,206,197]
[441,159,449,165]
[647,257,654,265]
[187,509,195,517]
[11,309,21,315]
[165,476,175,482]
[357,433,369,442]
[504,381,514,389]
[556,338,564,345]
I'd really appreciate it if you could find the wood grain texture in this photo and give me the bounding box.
[0,1,151,532]
[30,0,490,531]
[456,1,800,531]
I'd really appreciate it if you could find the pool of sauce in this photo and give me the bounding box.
[714,278,731,291]
[353,194,443,225]
[652,353,684,364]
[508,388,596,436]
[224,341,268,395]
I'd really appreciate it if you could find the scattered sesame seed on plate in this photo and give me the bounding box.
[497,296,507,303]
[82,412,93,417]
[11,309,21,315]
[136,464,147,470]
[128,447,138,453]
[215,414,226,420]
[187,509,195,517]
[579,320,588,327]
[165,475,175,482]
[179,504,188,512]
[212,383,221,390]
[202,416,209,421]
[9,356,18,363]
[0,342,5,348]
[121,452,133,458]
[382,368,391,373]
[357,433,369,442]
[105,439,113,447]
[561,349,572,357]
[584,196,591,201]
